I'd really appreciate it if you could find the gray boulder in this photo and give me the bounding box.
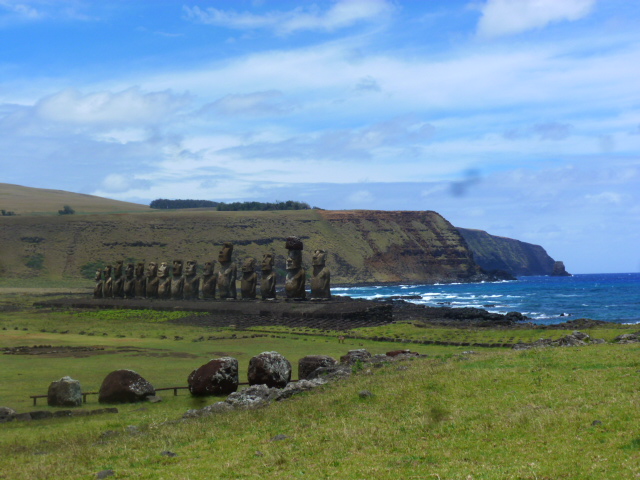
[298,355,337,380]
[340,349,372,364]
[248,352,291,388]
[188,357,239,396]
[0,406,16,423]
[226,384,278,408]
[98,370,155,404]
[47,376,82,407]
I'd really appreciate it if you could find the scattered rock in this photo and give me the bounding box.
[298,355,337,380]
[358,390,374,399]
[592,420,602,426]
[29,411,53,420]
[98,369,155,404]
[146,395,162,403]
[14,413,32,421]
[188,357,239,396]
[340,349,372,365]
[47,376,82,407]
[161,450,178,457]
[270,434,289,441]
[226,384,277,408]
[248,352,291,388]
[0,406,16,423]
[96,469,115,479]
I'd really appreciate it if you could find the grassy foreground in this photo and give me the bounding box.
[1,295,640,479]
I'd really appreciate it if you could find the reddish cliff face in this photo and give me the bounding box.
[0,209,482,285]
[317,210,481,283]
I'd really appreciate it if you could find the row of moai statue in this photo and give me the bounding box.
[93,238,330,301]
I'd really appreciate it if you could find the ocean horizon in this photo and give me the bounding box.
[334,272,640,325]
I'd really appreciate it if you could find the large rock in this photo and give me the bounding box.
[47,376,82,407]
[98,370,155,404]
[340,349,372,365]
[298,355,337,380]
[0,406,16,423]
[188,357,239,396]
[248,351,291,388]
[551,261,571,276]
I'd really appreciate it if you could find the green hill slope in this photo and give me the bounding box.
[0,183,150,215]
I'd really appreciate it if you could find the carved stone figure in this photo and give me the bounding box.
[171,260,185,299]
[201,261,216,300]
[157,262,171,299]
[145,261,159,298]
[240,257,258,299]
[112,261,125,298]
[217,243,237,299]
[123,263,135,298]
[183,260,200,300]
[102,265,113,298]
[260,253,277,300]
[310,249,331,299]
[93,269,103,298]
[285,236,305,299]
[134,262,146,298]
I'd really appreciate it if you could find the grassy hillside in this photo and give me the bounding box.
[0,207,479,285]
[0,183,150,216]
[1,300,640,479]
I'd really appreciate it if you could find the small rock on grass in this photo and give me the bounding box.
[358,390,374,399]
[270,434,289,441]
[96,470,114,479]
[161,450,178,457]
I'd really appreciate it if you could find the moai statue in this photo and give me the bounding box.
[157,262,171,299]
[134,262,146,298]
[240,257,258,300]
[201,261,217,300]
[145,261,159,299]
[103,265,113,298]
[93,269,104,299]
[112,261,125,298]
[260,253,277,300]
[217,242,237,299]
[171,260,184,300]
[183,260,200,300]
[123,263,135,299]
[310,249,331,299]
[285,236,306,300]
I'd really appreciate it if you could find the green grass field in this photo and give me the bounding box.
[2,291,640,479]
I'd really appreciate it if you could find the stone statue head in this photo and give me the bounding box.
[136,262,145,277]
[95,269,102,281]
[172,260,183,277]
[104,265,112,277]
[185,260,197,276]
[312,249,327,266]
[125,263,134,278]
[286,250,302,270]
[158,262,169,278]
[242,257,256,273]
[262,253,274,271]
[114,261,123,278]
[147,262,157,277]
[203,261,214,276]
[218,242,234,263]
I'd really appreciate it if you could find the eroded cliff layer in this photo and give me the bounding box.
[456,227,557,276]
[0,209,481,284]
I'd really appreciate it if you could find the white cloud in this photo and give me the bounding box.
[477,0,596,38]
[347,189,374,204]
[34,87,190,126]
[201,90,295,116]
[183,0,395,35]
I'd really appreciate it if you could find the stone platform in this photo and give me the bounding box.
[35,296,393,331]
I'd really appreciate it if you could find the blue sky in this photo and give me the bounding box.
[1,0,639,274]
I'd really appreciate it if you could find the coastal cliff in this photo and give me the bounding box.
[0,208,482,285]
[456,227,567,276]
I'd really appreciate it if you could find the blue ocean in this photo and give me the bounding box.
[334,273,640,325]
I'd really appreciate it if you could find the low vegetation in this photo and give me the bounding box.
[1,291,640,479]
